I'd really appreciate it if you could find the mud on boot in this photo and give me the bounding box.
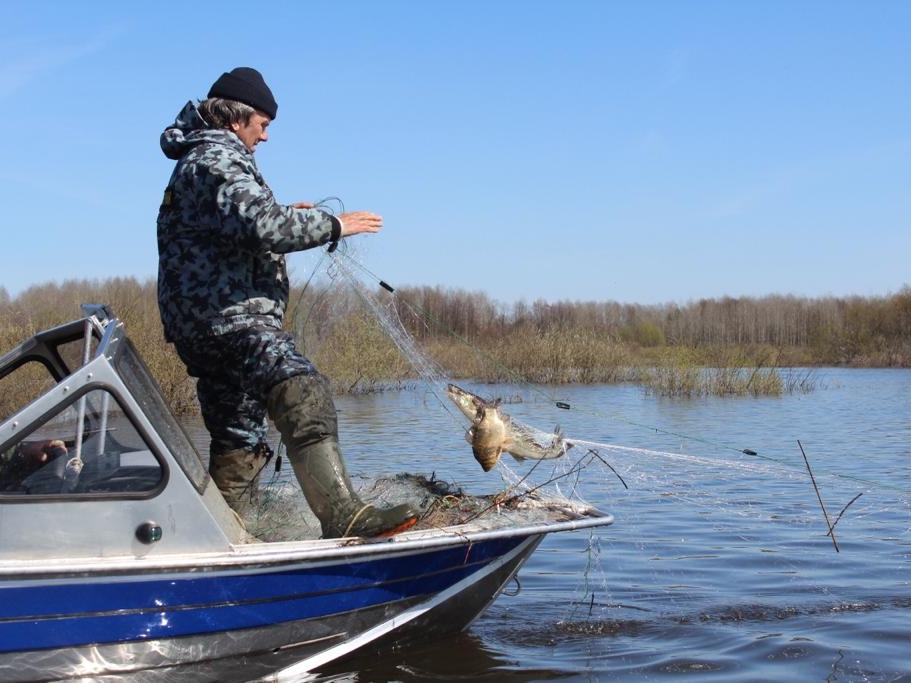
[329,501,419,539]
[267,374,418,539]
[277,435,418,539]
[208,446,269,517]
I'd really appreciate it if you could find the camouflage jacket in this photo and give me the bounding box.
[156,101,340,341]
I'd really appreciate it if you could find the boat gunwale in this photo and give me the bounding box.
[0,512,613,579]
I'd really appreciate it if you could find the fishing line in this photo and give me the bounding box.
[325,250,465,429]
[287,197,347,353]
[326,254,800,462]
[293,245,911,635]
[314,248,911,520]
[331,252,515,387]
[325,250,767,456]
[330,255,447,387]
[319,251,614,512]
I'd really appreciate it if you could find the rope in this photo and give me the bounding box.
[307,247,911,499]
[342,503,375,538]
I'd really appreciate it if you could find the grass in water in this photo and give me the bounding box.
[639,349,819,398]
[0,279,834,417]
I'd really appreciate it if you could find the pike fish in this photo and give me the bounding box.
[444,383,573,472]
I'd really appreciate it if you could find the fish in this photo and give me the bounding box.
[469,397,509,471]
[444,383,573,472]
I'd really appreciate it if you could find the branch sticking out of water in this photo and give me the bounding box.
[827,492,863,537]
[586,448,628,490]
[798,440,839,553]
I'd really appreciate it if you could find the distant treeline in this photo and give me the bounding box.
[388,285,911,367]
[0,278,908,415]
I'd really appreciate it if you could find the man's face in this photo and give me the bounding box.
[231,110,271,152]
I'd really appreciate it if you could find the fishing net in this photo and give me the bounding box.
[242,469,603,544]
[309,247,911,632]
[325,250,616,508]
[233,241,911,664]
[236,245,620,543]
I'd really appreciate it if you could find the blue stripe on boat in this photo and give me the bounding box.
[0,536,521,652]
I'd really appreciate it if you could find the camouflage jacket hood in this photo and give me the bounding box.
[159,100,227,160]
[156,101,341,341]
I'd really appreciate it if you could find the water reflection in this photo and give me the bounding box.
[182,369,911,681]
[314,631,559,682]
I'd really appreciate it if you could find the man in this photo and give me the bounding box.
[157,67,417,538]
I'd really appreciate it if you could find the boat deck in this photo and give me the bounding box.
[242,471,606,544]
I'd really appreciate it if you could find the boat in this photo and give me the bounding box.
[0,305,613,682]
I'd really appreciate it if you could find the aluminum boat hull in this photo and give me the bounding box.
[0,530,559,682]
[0,307,613,681]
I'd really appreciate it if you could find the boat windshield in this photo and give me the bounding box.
[0,386,165,496]
[112,335,208,491]
[0,310,208,497]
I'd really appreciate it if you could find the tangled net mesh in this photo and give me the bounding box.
[242,246,900,552]
[243,455,608,544]
[237,247,612,542]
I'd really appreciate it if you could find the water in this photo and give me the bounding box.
[190,369,911,681]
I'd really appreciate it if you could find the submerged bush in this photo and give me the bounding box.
[481,325,633,384]
[640,348,818,398]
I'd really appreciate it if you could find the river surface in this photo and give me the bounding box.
[190,368,911,681]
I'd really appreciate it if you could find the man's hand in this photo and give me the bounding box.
[19,439,67,465]
[339,211,383,236]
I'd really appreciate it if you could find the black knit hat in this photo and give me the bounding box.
[207,67,278,119]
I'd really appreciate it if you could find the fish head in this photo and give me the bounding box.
[446,383,487,420]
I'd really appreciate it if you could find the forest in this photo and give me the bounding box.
[1,277,908,415]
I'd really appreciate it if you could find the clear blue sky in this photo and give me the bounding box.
[2,1,908,306]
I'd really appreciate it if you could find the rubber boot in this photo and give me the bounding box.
[267,374,418,539]
[209,447,266,517]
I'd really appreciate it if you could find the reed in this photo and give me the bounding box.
[308,308,414,394]
[639,348,818,398]
[477,324,633,384]
[0,277,849,418]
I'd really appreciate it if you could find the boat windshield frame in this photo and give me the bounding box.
[0,305,209,495]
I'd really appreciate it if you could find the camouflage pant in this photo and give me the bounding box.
[172,325,318,456]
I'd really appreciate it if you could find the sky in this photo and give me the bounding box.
[1,1,908,307]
